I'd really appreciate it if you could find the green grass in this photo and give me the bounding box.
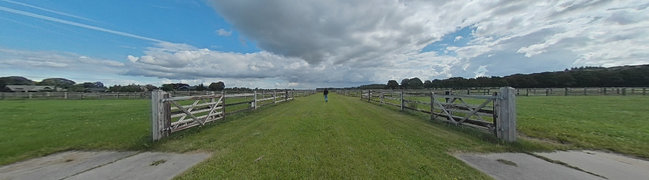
[517,96,649,159]
[0,99,151,165]
[2,93,648,178]
[157,94,516,179]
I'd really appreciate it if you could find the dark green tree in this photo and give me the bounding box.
[423,80,433,88]
[408,77,424,89]
[209,81,225,91]
[400,79,409,89]
[386,80,399,89]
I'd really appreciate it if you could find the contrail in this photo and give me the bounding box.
[1,0,95,22]
[0,6,167,43]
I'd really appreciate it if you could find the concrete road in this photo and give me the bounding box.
[0,151,210,180]
[456,151,649,180]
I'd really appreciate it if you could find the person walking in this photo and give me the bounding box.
[323,88,329,103]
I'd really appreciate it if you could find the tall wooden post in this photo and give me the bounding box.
[643,88,646,96]
[380,92,384,104]
[564,88,569,96]
[222,91,226,120]
[445,91,451,121]
[368,90,371,102]
[583,88,587,96]
[545,88,549,96]
[400,89,404,111]
[151,90,170,141]
[253,90,258,110]
[526,88,529,96]
[430,91,435,121]
[603,88,607,95]
[496,87,516,142]
[274,90,277,104]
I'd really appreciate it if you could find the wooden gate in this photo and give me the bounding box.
[151,90,225,141]
[354,87,517,142]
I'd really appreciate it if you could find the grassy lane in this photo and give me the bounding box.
[517,96,649,159]
[158,94,517,179]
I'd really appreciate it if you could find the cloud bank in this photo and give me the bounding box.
[3,0,648,88]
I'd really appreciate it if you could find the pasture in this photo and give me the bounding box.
[1,93,647,178]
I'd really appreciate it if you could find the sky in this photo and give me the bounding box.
[1,0,648,89]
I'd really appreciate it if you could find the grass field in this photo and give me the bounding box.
[1,93,647,178]
[0,99,151,165]
[517,96,649,159]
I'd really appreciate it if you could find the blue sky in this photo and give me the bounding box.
[1,0,648,88]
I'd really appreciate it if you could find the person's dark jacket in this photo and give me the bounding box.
[324,89,329,95]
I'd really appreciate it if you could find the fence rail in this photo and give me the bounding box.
[151,89,315,141]
[0,90,317,100]
[338,87,517,142]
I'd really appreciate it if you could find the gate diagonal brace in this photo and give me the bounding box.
[169,100,205,126]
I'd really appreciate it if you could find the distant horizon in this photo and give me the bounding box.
[2,1,648,89]
[3,63,647,90]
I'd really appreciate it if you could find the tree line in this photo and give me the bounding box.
[370,64,649,89]
[0,76,230,92]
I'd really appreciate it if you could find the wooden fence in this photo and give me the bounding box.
[0,90,317,100]
[151,89,315,140]
[338,87,517,142]
[389,87,648,96]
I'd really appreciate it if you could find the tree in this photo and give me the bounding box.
[400,79,409,89]
[386,80,399,89]
[38,78,75,89]
[208,81,225,91]
[195,84,207,91]
[423,80,433,88]
[144,84,158,91]
[408,77,424,89]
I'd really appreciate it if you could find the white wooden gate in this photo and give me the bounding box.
[151,90,225,141]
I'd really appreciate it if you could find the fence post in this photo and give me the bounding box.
[584,88,587,96]
[622,88,626,96]
[221,91,226,120]
[526,88,529,96]
[28,92,32,99]
[445,91,451,121]
[564,88,568,96]
[285,89,288,101]
[496,87,517,142]
[368,90,371,102]
[643,88,646,96]
[400,89,404,111]
[274,90,277,104]
[253,90,258,110]
[545,88,549,96]
[151,90,170,141]
[430,91,434,121]
[380,92,384,104]
[603,88,607,95]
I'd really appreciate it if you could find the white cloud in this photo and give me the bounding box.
[206,0,649,85]
[216,28,232,36]
[454,36,463,42]
[3,1,649,89]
